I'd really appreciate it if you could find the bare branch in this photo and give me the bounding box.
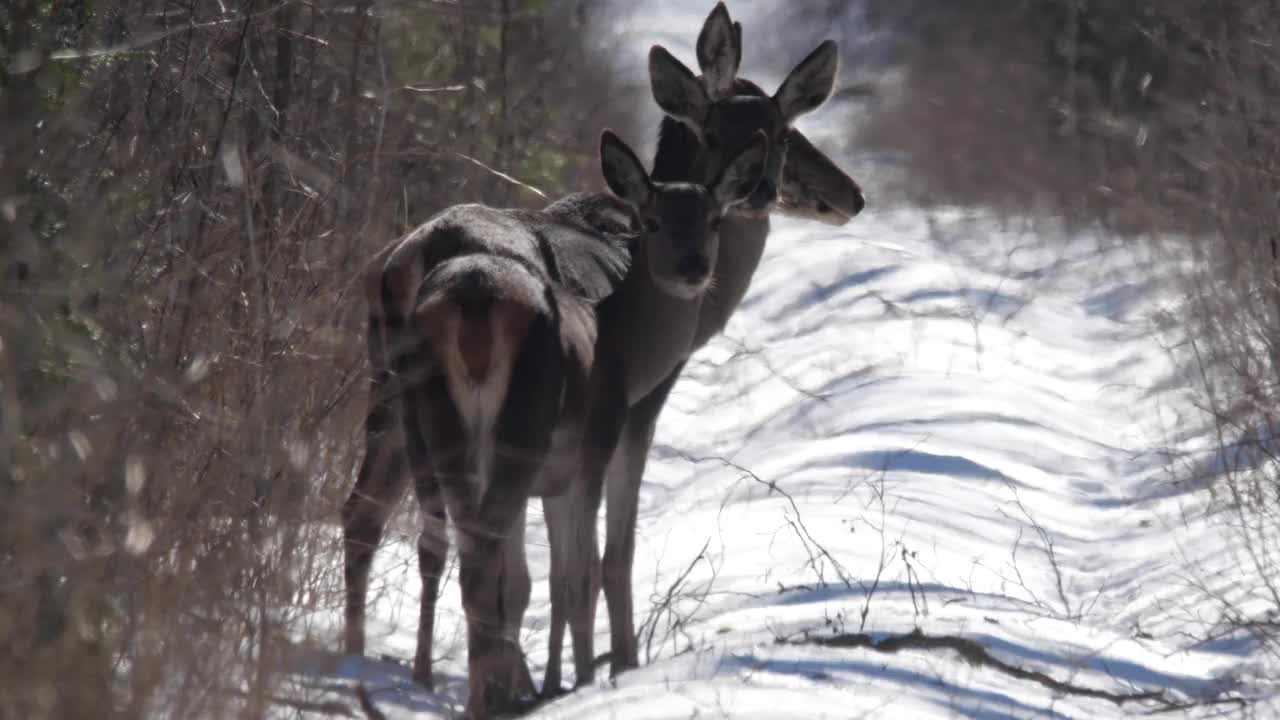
[451,151,549,201]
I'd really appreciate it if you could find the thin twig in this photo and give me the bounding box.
[638,538,712,664]
[781,628,1176,707]
[399,84,467,94]
[39,3,292,63]
[451,151,548,200]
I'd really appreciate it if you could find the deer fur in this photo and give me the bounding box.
[538,1,867,694]
[346,190,629,718]
[341,127,767,718]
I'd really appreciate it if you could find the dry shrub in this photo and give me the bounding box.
[848,0,1280,664]
[850,0,1215,232]
[0,0,640,717]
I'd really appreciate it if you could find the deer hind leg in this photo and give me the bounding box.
[397,363,470,693]
[499,504,536,699]
[453,316,565,718]
[602,363,682,677]
[400,377,450,689]
[452,491,541,719]
[342,372,410,657]
[455,516,530,720]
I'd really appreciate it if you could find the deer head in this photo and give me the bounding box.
[648,8,839,214]
[599,129,766,300]
[652,1,862,224]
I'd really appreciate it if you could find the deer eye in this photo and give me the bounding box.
[709,215,723,230]
[643,218,660,233]
[704,131,720,148]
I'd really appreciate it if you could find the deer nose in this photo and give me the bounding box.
[675,253,710,283]
[748,178,777,209]
[849,189,866,216]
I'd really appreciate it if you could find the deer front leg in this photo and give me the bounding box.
[411,471,448,687]
[602,363,682,676]
[541,484,605,695]
[540,493,573,697]
[563,483,605,691]
[560,375,629,689]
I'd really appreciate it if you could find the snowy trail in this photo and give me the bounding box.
[286,3,1277,718]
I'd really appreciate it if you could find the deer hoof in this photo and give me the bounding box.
[411,664,433,689]
[539,683,570,701]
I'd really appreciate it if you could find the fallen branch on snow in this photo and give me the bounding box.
[777,627,1223,709]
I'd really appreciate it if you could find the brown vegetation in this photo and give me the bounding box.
[0,0,639,716]
[849,0,1280,662]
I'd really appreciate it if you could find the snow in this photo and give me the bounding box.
[282,3,1280,718]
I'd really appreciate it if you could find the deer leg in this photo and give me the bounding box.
[398,367,450,688]
[499,504,537,700]
[341,382,410,657]
[390,316,461,689]
[541,485,607,695]
[454,508,543,720]
[452,517,507,720]
[411,468,448,688]
[463,319,564,713]
[568,495,603,692]
[455,499,540,717]
[437,317,561,718]
[602,364,683,677]
[561,376,628,689]
[539,493,572,697]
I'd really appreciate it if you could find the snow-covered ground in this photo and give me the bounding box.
[284,3,1280,718]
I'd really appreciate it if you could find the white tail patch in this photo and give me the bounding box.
[418,299,534,500]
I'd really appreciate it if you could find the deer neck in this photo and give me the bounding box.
[598,239,702,405]
[693,211,769,350]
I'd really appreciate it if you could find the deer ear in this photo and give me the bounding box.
[600,130,653,209]
[649,45,709,135]
[712,130,768,209]
[732,21,743,70]
[695,2,738,99]
[773,39,839,123]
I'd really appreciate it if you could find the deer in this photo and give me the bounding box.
[537,2,866,695]
[340,126,769,718]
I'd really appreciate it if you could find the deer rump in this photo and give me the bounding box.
[414,257,587,494]
[383,206,634,499]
